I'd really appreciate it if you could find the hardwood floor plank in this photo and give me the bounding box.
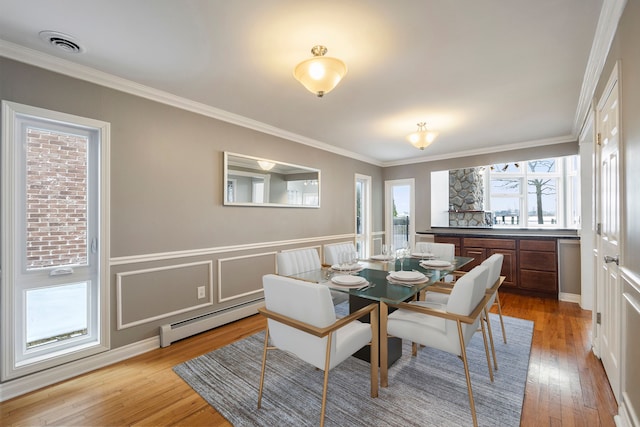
[0,294,618,426]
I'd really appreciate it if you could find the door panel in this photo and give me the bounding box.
[596,65,622,402]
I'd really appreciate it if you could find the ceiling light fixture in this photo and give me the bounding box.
[257,160,275,171]
[293,45,347,97]
[407,122,438,150]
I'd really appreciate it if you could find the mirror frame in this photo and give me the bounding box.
[223,152,321,208]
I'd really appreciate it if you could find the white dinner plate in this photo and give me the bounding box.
[420,260,453,268]
[411,252,434,258]
[389,271,425,281]
[331,275,367,286]
[370,254,394,261]
[331,263,362,271]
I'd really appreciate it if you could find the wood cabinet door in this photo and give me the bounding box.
[461,247,486,271]
[489,249,517,288]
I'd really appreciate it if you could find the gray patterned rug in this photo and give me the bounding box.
[173,312,533,426]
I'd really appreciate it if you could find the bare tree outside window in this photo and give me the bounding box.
[527,160,557,225]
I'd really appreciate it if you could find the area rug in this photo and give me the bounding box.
[173,313,533,426]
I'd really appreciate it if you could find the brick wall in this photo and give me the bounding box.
[26,128,88,269]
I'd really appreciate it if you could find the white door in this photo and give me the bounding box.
[385,179,415,250]
[595,63,622,402]
[1,101,110,380]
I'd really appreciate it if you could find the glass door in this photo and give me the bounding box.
[385,179,415,251]
[2,101,110,380]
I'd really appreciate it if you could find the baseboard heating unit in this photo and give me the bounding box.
[159,300,263,347]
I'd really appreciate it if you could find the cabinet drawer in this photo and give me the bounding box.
[520,250,557,271]
[520,239,556,252]
[463,238,516,249]
[520,269,557,293]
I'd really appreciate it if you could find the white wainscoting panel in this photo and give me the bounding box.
[116,261,213,329]
[217,252,276,303]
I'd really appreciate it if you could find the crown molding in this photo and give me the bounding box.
[0,40,382,167]
[381,135,577,167]
[573,0,627,136]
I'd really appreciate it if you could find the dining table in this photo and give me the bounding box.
[287,254,474,387]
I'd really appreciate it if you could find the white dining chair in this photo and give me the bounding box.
[386,265,492,427]
[276,248,321,276]
[415,242,455,261]
[323,242,357,266]
[258,274,379,427]
[425,253,506,371]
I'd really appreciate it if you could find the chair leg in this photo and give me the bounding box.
[369,305,379,398]
[495,292,507,343]
[319,332,334,427]
[257,327,270,409]
[457,321,478,427]
[479,312,494,383]
[484,307,498,371]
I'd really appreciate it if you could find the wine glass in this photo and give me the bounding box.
[350,250,359,266]
[397,247,407,271]
[386,245,395,271]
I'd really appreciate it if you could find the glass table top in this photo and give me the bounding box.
[289,256,473,305]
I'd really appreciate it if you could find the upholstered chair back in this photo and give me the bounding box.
[323,242,357,266]
[262,274,370,370]
[415,242,455,261]
[276,248,321,276]
[446,265,489,349]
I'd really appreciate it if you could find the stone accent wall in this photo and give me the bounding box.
[448,168,492,227]
[449,168,484,210]
[26,128,88,269]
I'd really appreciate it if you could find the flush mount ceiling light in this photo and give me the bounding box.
[39,31,85,53]
[407,122,438,150]
[257,160,275,171]
[293,45,347,97]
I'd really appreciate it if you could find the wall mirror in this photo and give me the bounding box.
[224,152,320,208]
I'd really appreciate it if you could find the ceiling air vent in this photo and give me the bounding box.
[39,31,85,53]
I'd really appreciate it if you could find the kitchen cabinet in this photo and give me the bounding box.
[518,239,557,295]
[433,233,561,297]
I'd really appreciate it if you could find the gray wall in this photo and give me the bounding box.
[0,57,383,349]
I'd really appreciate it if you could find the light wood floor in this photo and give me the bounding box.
[1,293,618,426]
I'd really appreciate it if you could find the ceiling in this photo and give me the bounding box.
[0,0,606,166]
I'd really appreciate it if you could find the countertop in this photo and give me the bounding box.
[420,227,580,239]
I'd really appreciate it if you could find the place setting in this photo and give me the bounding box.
[419,259,455,269]
[330,251,364,273]
[386,270,430,287]
[410,251,435,259]
[329,274,371,291]
[369,244,395,262]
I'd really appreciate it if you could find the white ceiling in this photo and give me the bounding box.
[0,0,606,166]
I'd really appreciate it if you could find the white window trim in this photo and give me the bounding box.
[1,101,111,380]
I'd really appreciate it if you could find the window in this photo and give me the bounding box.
[1,101,110,380]
[355,174,372,259]
[487,156,578,228]
[430,154,580,230]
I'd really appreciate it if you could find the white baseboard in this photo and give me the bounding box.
[559,292,581,304]
[0,336,159,402]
